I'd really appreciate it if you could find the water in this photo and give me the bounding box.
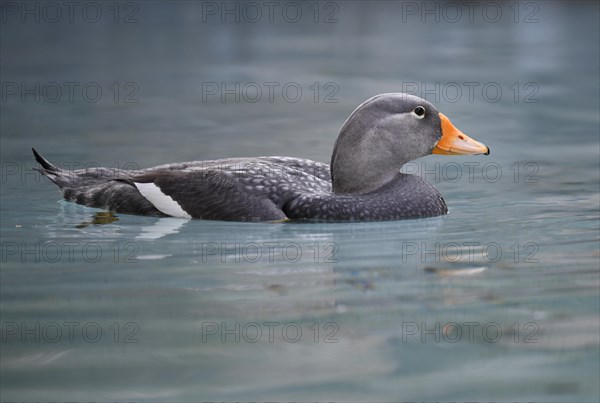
[1,1,599,401]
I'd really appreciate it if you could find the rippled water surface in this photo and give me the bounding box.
[1,1,599,401]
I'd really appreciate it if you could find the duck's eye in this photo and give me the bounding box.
[412,106,426,119]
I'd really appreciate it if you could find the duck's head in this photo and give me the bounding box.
[330,93,490,194]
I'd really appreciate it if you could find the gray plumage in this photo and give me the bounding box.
[33,93,488,222]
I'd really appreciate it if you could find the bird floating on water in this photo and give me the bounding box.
[33,93,489,222]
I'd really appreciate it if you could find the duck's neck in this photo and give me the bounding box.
[330,159,406,195]
[330,133,409,195]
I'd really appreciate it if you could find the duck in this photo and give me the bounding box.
[33,93,489,222]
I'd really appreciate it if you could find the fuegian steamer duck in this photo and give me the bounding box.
[33,93,490,222]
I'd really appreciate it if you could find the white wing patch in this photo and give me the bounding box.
[134,182,192,218]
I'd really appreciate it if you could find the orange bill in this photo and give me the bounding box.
[433,113,490,155]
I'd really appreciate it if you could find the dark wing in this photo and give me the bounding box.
[131,170,287,221]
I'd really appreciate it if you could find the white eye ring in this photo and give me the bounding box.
[412,106,426,119]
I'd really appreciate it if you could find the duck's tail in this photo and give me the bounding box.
[32,147,65,185]
[32,147,165,216]
[33,147,122,190]
[32,147,58,172]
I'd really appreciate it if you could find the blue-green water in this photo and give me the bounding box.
[1,1,599,401]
